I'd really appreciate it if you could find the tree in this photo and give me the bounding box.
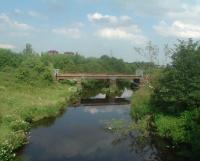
[163,44,172,65]
[23,43,35,55]
[152,39,200,113]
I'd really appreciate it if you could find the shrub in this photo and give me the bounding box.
[16,56,53,85]
[131,86,152,120]
[9,120,30,132]
[0,49,23,70]
[155,115,186,143]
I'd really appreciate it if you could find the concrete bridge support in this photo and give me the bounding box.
[106,79,117,101]
[76,79,82,86]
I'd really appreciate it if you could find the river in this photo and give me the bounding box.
[16,90,183,161]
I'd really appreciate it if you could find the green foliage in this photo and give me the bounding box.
[23,43,35,55]
[41,54,137,74]
[81,80,108,98]
[101,86,122,97]
[155,115,186,143]
[130,40,200,160]
[0,70,79,161]
[155,108,200,159]
[180,108,200,158]
[15,56,53,85]
[0,49,23,70]
[117,80,131,90]
[152,39,200,113]
[131,86,152,120]
[0,140,15,161]
[149,39,200,159]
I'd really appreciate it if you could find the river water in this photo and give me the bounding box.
[16,90,184,161]
[17,103,160,161]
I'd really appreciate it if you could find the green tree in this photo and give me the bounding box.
[151,39,200,160]
[152,39,200,113]
[23,43,35,55]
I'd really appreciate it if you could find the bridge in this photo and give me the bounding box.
[55,72,143,101]
[55,73,143,86]
[56,73,141,81]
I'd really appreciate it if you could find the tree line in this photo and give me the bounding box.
[0,44,153,85]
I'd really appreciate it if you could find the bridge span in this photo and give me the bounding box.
[55,73,142,81]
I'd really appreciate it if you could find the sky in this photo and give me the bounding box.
[0,0,200,63]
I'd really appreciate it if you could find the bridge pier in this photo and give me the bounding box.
[106,79,117,101]
[109,79,117,87]
[76,79,82,86]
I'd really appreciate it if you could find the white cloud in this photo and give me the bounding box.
[145,2,200,39]
[88,12,132,26]
[154,20,200,38]
[52,27,81,38]
[88,12,117,24]
[97,26,147,44]
[167,4,200,23]
[0,13,34,32]
[0,43,15,49]
[28,11,48,20]
[88,12,147,44]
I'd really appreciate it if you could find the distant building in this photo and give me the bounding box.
[64,51,75,55]
[47,50,59,55]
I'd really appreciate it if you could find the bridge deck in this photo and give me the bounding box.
[56,73,142,80]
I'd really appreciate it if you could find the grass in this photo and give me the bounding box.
[0,71,79,161]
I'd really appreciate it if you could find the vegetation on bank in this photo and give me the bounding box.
[0,70,79,161]
[131,39,200,160]
[0,48,75,161]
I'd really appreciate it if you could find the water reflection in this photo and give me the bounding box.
[17,104,159,161]
[91,89,133,99]
[84,105,130,115]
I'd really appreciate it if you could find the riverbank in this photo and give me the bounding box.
[130,69,199,161]
[0,71,79,161]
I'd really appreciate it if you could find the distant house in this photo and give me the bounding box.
[47,50,59,55]
[64,51,75,55]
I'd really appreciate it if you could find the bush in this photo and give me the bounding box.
[131,86,152,120]
[155,115,186,143]
[0,131,28,161]
[0,49,23,70]
[16,56,53,85]
[9,120,30,132]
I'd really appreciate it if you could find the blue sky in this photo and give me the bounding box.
[0,0,199,63]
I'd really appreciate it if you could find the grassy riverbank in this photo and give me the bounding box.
[0,71,79,161]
